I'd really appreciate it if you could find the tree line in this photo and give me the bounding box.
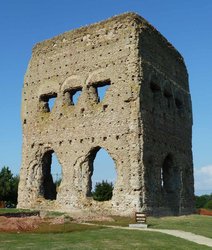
[195,194,212,210]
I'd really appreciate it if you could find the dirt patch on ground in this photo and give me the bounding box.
[0,216,42,232]
[198,209,212,216]
[0,212,114,232]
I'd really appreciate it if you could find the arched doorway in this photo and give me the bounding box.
[85,147,117,200]
[40,150,62,200]
[161,154,180,214]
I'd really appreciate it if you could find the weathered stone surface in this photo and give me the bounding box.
[18,13,194,216]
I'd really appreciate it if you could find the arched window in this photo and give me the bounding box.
[150,81,161,109]
[91,80,111,103]
[150,81,161,93]
[163,88,173,108]
[64,87,82,105]
[39,93,57,112]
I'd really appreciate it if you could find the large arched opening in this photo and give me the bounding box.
[86,147,117,201]
[161,154,180,214]
[40,150,62,200]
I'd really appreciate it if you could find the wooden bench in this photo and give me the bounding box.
[135,212,147,224]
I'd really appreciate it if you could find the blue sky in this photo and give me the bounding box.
[0,0,211,195]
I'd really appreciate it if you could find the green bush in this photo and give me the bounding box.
[92,180,113,201]
[204,200,212,210]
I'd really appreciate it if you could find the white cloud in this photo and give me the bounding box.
[194,165,212,195]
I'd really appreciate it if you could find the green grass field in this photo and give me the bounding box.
[86,214,212,239]
[0,209,211,249]
[0,228,211,250]
[148,215,212,239]
[0,208,32,213]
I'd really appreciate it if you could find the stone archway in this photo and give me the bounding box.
[76,146,118,200]
[161,154,180,214]
[40,150,62,200]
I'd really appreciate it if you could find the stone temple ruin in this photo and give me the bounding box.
[18,13,194,216]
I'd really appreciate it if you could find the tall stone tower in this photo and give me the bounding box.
[18,13,194,216]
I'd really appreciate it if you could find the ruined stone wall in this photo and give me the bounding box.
[137,20,194,215]
[18,13,144,215]
[18,13,194,216]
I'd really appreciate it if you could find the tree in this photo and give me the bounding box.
[10,174,19,205]
[204,200,212,210]
[92,180,113,201]
[195,194,212,209]
[0,166,19,206]
[195,195,208,209]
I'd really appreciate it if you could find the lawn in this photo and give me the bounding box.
[0,210,211,249]
[0,228,211,250]
[0,208,32,214]
[87,214,212,239]
[26,211,212,239]
[148,215,212,239]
